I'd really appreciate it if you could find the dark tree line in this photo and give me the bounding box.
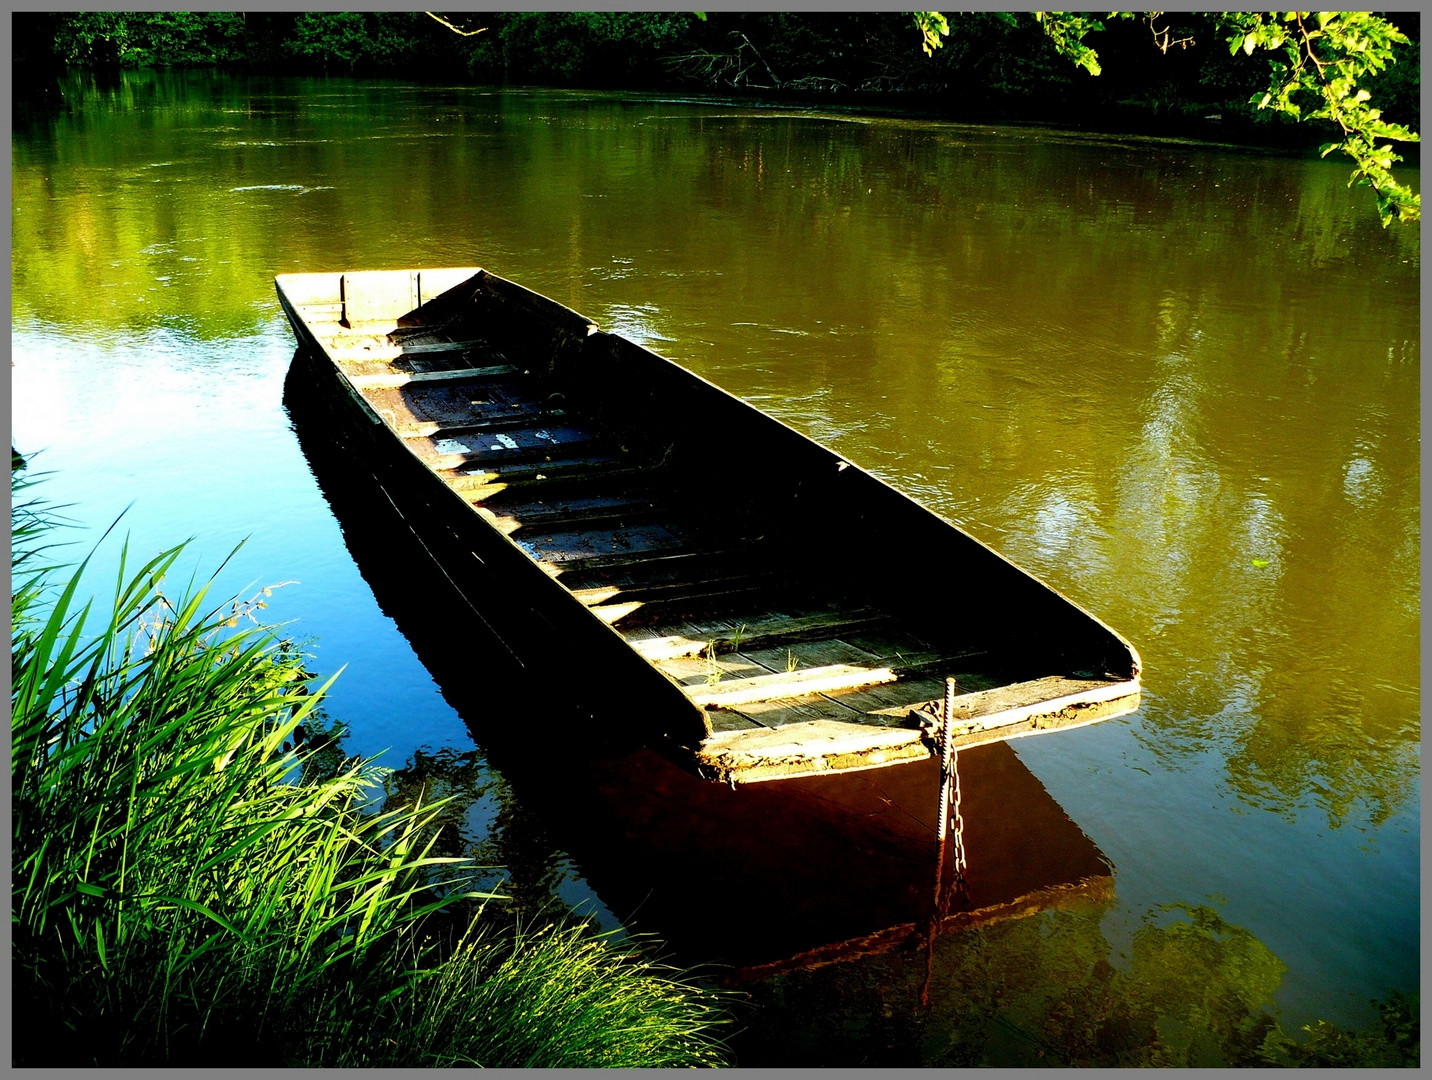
[12,11,1420,149]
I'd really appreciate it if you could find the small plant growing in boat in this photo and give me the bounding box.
[786,648,798,673]
[700,624,745,661]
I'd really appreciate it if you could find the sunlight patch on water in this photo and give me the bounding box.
[603,303,674,345]
[1341,455,1383,506]
[230,184,334,194]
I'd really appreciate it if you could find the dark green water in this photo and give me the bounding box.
[11,71,1419,1065]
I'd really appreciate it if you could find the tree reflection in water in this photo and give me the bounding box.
[374,738,1415,1068]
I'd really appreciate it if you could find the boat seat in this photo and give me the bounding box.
[340,270,423,327]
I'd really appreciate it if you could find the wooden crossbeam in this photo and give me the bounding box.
[888,675,1141,735]
[348,364,517,389]
[474,495,661,537]
[630,609,886,662]
[686,663,897,707]
[329,336,492,358]
[396,413,553,439]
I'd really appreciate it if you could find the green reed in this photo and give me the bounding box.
[10,468,728,1067]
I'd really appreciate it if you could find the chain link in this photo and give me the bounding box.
[934,677,972,918]
[945,744,971,914]
[921,677,972,1007]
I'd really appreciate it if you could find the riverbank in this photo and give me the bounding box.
[13,11,1420,159]
[10,463,730,1068]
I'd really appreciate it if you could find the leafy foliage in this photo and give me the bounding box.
[283,12,434,74]
[1032,11,1113,76]
[51,12,247,68]
[1030,11,1420,225]
[472,12,702,87]
[1218,11,1420,225]
[10,468,729,1067]
[912,11,950,57]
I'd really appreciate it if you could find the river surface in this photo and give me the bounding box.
[11,71,1419,1066]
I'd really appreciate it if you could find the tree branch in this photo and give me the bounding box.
[424,12,486,38]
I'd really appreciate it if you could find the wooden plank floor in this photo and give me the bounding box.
[333,321,1047,743]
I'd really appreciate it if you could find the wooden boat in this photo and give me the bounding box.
[275,412,1117,981]
[275,267,1142,785]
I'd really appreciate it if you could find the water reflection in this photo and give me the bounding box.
[739,900,1312,1067]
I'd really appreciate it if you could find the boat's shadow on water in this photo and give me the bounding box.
[284,351,1115,981]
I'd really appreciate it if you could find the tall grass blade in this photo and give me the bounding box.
[12,467,730,1067]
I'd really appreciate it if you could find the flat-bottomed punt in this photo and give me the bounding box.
[276,267,1142,784]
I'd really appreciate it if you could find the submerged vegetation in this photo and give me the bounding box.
[10,465,727,1067]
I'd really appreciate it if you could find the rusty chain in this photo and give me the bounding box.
[937,676,972,917]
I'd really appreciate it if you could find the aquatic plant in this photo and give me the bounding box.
[10,466,728,1067]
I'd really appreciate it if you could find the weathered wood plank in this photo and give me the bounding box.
[725,692,867,728]
[475,494,663,536]
[628,609,888,663]
[652,652,773,686]
[390,338,498,357]
[568,567,783,608]
[837,627,937,657]
[739,637,876,674]
[441,454,632,495]
[447,460,662,505]
[588,600,644,624]
[695,718,929,783]
[583,579,794,630]
[766,639,989,679]
[415,424,606,470]
[686,663,897,707]
[836,673,984,721]
[541,540,763,579]
[348,364,518,389]
[516,522,690,567]
[338,271,419,326]
[887,675,1139,733]
[557,547,772,594]
[361,384,542,438]
[695,680,1139,786]
[329,335,493,358]
[586,585,770,627]
[707,711,765,734]
[396,413,554,439]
